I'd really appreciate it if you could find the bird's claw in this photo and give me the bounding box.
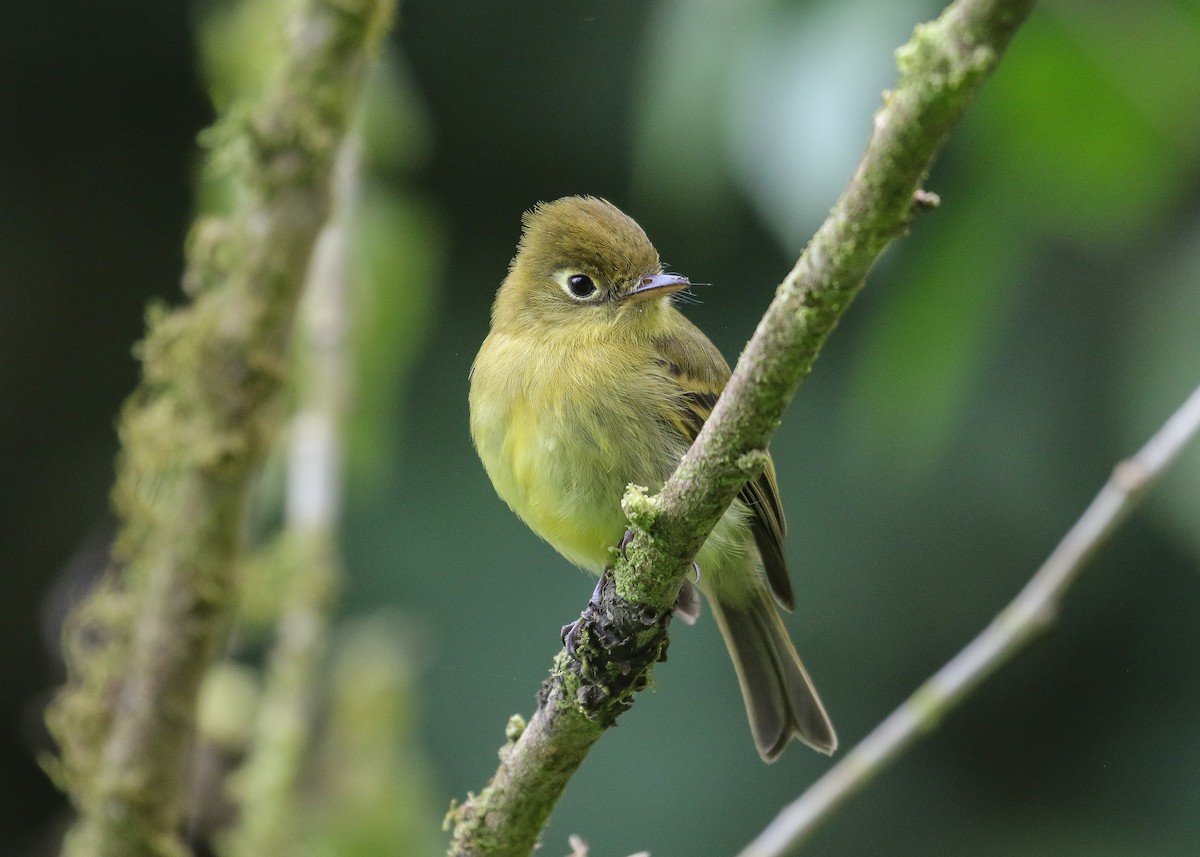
[561,575,608,660]
[561,619,581,658]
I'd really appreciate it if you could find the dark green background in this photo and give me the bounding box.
[3,0,1199,854]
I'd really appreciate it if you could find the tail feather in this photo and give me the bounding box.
[711,592,836,760]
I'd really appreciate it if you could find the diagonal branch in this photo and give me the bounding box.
[447,1,1038,855]
[737,381,1200,857]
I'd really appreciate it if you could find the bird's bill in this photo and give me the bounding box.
[624,272,690,304]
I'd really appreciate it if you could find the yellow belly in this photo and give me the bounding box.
[470,330,679,571]
[500,397,625,569]
[469,328,760,603]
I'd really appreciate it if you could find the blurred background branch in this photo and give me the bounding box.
[215,129,360,857]
[41,1,392,855]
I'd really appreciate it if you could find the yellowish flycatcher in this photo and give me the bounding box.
[469,196,836,760]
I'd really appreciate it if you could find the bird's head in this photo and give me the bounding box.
[492,196,690,333]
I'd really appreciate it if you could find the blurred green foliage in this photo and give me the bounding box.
[3,0,1199,855]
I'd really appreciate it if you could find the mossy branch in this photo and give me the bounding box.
[43,2,393,856]
[447,0,1037,855]
[218,134,360,857]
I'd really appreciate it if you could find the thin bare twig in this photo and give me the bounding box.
[738,382,1200,857]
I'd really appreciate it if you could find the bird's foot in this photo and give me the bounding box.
[561,574,608,659]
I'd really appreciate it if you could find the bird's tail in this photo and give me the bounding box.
[710,591,837,761]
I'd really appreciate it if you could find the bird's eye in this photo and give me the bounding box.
[566,274,597,299]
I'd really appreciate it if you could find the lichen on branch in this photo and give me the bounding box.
[448,1,1038,855]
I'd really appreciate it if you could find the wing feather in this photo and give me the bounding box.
[652,321,794,610]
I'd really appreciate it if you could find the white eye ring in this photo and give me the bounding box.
[555,270,600,301]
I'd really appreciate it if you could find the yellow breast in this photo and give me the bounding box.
[469,327,683,573]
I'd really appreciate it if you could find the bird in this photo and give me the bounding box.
[468,195,836,760]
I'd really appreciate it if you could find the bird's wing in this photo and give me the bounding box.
[652,320,794,610]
